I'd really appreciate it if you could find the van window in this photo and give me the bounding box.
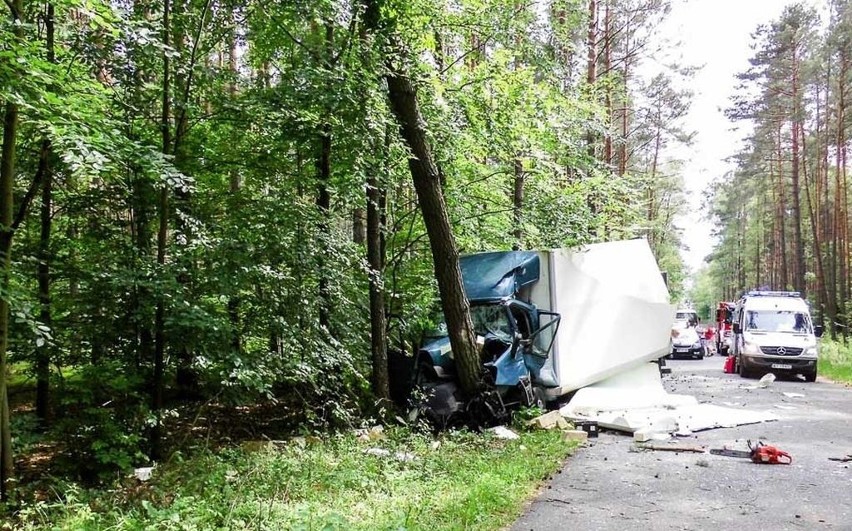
[745,310,811,333]
[675,311,698,326]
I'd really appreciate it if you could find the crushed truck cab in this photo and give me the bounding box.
[414,239,675,421]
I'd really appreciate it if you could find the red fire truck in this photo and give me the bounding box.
[715,301,736,355]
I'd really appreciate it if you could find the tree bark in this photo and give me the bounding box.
[152,0,171,460]
[384,73,481,395]
[367,146,388,399]
[512,158,525,250]
[316,22,334,330]
[35,141,52,422]
[0,0,23,500]
[35,1,56,424]
[790,46,805,294]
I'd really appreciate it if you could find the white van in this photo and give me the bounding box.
[731,291,822,381]
[673,308,699,328]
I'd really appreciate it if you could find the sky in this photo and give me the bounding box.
[656,0,824,277]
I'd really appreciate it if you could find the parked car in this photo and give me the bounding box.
[669,324,704,359]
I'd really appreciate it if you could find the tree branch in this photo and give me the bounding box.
[172,0,213,157]
[439,1,533,75]
[3,0,17,19]
[12,140,50,231]
[260,4,320,62]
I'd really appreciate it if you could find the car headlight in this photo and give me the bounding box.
[693,341,703,348]
[742,341,760,355]
[804,347,818,356]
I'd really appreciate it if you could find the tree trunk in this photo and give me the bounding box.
[35,142,52,422]
[227,22,242,355]
[367,147,388,400]
[316,22,334,330]
[603,0,613,166]
[152,0,172,460]
[35,2,56,424]
[512,158,525,250]
[353,208,366,244]
[0,0,23,500]
[584,0,598,158]
[384,73,481,395]
[791,50,805,294]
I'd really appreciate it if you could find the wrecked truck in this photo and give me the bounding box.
[410,238,676,423]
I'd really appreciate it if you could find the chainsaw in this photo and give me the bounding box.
[710,440,792,465]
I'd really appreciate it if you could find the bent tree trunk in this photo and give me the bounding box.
[384,74,481,395]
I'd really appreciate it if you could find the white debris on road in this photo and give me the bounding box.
[559,363,778,439]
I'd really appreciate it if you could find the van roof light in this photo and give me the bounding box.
[744,290,801,298]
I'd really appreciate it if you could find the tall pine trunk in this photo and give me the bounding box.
[35,2,56,424]
[0,0,23,500]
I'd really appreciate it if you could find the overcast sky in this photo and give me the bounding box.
[657,0,825,277]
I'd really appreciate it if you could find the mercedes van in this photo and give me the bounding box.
[731,291,822,381]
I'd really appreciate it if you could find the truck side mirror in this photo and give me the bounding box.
[732,323,741,334]
[814,325,824,338]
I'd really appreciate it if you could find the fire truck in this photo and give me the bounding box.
[715,301,735,355]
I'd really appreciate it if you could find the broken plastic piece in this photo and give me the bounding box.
[757,373,776,388]
[489,426,520,440]
[134,466,155,482]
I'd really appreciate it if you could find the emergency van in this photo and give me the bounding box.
[731,291,822,381]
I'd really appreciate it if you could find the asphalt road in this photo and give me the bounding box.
[511,356,852,531]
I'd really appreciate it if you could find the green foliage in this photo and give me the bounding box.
[51,363,149,482]
[14,429,576,530]
[2,0,690,504]
[815,339,852,384]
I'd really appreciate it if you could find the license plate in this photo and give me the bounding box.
[771,363,792,370]
[676,348,689,353]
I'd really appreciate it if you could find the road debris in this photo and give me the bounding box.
[134,466,155,482]
[355,425,386,442]
[364,447,391,458]
[364,447,419,462]
[489,425,520,440]
[757,373,776,388]
[561,430,588,443]
[783,392,805,398]
[527,410,572,430]
[635,442,707,453]
[561,364,778,439]
[828,454,852,462]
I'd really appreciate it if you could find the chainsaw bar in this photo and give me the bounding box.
[710,448,752,459]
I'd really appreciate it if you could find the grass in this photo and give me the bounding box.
[818,338,852,384]
[11,426,577,530]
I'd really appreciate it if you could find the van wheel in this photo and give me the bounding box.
[737,357,753,379]
[804,369,817,383]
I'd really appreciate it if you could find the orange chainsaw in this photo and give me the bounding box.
[710,440,792,465]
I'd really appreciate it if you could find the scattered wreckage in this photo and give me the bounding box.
[396,238,780,444]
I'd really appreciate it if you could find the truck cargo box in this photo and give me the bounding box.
[525,239,675,398]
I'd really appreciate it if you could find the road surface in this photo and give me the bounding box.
[512,356,852,530]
